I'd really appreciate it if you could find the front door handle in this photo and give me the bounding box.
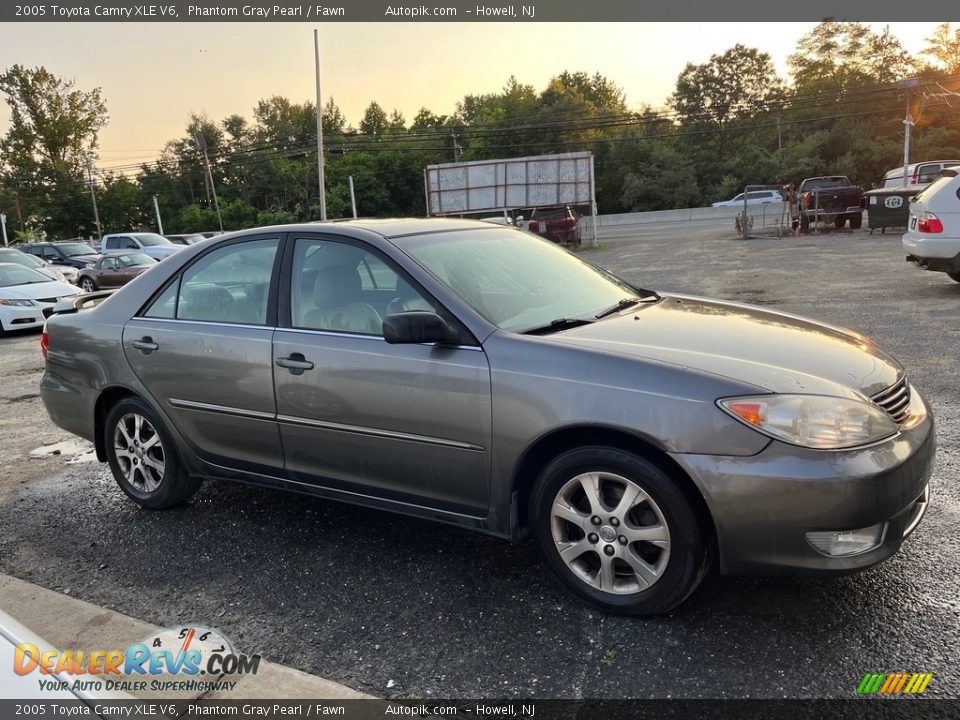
[275,353,314,375]
[131,337,159,354]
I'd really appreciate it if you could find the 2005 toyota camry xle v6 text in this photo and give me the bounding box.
[39,219,934,615]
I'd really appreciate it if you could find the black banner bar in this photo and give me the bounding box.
[2,1,958,23]
[1,699,958,720]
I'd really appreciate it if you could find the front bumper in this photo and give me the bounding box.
[0,304,53,331]
[672,392,935,575]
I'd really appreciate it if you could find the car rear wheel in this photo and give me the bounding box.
[80,277,97,293]
[531,446,708,615]
[104,397,201,509]
[849,214,863,230]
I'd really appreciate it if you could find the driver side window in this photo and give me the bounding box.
[291,238,435,336]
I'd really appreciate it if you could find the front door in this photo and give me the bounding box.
[272,235,492,516]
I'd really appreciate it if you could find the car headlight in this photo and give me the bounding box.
[0,298,35,307]
[718,394,898,449]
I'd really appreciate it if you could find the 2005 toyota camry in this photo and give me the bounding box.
[40,220,934,614]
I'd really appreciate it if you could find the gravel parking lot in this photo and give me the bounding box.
[0,221,957,699]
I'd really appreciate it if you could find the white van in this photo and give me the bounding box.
[882,160,960,188]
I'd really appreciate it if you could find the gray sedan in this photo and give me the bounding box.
[40,220,934,615]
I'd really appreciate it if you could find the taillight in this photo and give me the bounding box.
[529,220,539,232]
[917,212,944,234]
[40,324,49,358]
[802,193,814,208]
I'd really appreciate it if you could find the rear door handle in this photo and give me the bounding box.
[275,353,314,375]
[131,337,159,354]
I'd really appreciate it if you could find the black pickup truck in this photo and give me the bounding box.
[796,176,864,230]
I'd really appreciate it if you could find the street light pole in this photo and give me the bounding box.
[314,29,327,221]
[152,194,164,235]
[898,78,920,188]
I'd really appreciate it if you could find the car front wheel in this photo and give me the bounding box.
[80,277,97,293]
[104,397,201,509]
[531,446,708,615]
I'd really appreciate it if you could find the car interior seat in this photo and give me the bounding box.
[302,265,382,334]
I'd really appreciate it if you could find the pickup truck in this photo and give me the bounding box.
[797,176,864,231]
[100,232,182,261]
[526,206,581,246]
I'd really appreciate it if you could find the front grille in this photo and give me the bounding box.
[871,376,912,424]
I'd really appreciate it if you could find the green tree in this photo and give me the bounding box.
[359,102,388,136]
[0,65,109,237]
[97,174,142,232]
[923,23,960,74]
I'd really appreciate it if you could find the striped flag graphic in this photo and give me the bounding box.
[857,673,933,694]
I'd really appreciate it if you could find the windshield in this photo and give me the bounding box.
[59,242,99,257]
[0,251,43,269]
[395,228,646,333]
[134,233,172,247]
[802,178,848,191]
[112,252,155,267]
[0,264,52,287]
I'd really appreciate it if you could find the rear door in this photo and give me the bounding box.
[122,235,285,475]
[272,234,492,516]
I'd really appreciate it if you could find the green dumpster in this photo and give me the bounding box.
[864,186,923,234]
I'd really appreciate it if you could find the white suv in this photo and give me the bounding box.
[101,232,181,261]
[902,169,960,283]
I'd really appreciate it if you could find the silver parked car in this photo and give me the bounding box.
[40,220,934,615]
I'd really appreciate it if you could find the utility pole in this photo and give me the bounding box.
[86,164,101,239]
[152,195,164,235]
[313,29,327,221]
[194,135,224,231]
[898,78,920,188]
[451,133,462,162]
[348,175,357,218]
[1,213,8,247]
[14,192,23,230]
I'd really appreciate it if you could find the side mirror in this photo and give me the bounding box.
[383,311,458,345]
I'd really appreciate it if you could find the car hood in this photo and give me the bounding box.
[148,246,181,256]
[548,294,901,398]
[0,281,80,301]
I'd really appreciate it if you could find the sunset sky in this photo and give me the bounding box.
[0,22,941,170]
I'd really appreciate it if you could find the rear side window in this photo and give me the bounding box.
[143,239,279,325]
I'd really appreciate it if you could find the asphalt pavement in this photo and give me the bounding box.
[0,221,957,699]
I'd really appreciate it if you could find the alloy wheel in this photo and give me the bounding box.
[113,412,165,493]
[550,471,670,594]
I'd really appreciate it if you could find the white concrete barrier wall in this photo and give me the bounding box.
[580,203,788,230]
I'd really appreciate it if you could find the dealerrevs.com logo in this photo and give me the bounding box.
[14,625,260,694]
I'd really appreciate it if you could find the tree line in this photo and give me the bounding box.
[2,21,960,240]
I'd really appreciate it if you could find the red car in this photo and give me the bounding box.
[527,206,581,246]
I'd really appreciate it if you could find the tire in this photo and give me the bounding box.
[849,214,862,230]
[80,277,97,293]
[834,216,847,230]
[799,214,810,231]
[947,272,960,283]
[0,318,6,338]
[104,396,201,509]
[530,446,708,616]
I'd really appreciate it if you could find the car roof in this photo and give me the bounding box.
[227,218,500,240]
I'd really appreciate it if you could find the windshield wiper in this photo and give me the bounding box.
[595,297,643,319]
[522,317,596,336]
